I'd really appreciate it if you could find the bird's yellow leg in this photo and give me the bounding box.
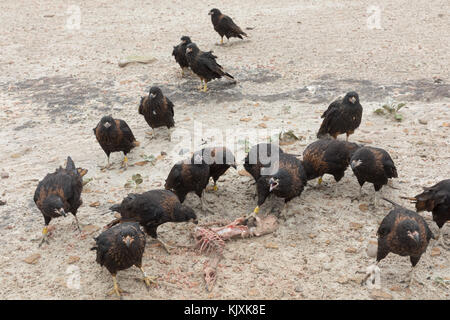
[220,37,224,45]
[108,275,125,297]
[139,267,157,288]
[318,176,323,185]
[38,226,49,247]
[197,79,204,90]
[121,155,128,169]
[213,182,218,191]
[202,82,208,92]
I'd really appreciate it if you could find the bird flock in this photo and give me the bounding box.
[31,8,449,298]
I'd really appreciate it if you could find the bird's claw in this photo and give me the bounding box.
[143,276,158,289]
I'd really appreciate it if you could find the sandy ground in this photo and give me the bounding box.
[0,0,449,300]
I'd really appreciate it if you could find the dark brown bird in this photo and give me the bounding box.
[363,198,434,288]
[350,146,398,206]
[410,179,450,247]
[185,42,235,92]
[244,143,284,182]
[91,221,156,298]
[93,115,140,169]
[107,189,198,253]
[302,138,361,188]
[34,156,87,247]
[192,147,237,191]
[252,152,308,217]
[172,36,192,76]
[138,87,175,141]
[208,8,248,45]
[317,92,363,141]
[165,157,212,213]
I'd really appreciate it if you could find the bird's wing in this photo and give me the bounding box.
[118,119,137,143]
[321,100,341,119]
[220,15,247,35]
[165,97,175,117]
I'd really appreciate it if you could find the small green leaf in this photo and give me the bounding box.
[373,108,385,115]
[394,113,403,121]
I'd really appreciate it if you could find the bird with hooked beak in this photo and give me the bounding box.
[362,198,434,288]
[93,115,140,169]
[34,156,87,247]
[250,152,307,218]
[317,91,363,141]
[185,42,235,92]
[172,36,192,77]
[91,222,157,298]
[138,86,175,141]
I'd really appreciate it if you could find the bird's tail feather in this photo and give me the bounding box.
[66,156,76,171]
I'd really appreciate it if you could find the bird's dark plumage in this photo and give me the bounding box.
[208,8,247,43]
[376,199,434,267]
[244,143,284,182]
[107,190,198,239]
[164,157,210,204]
[192,147,237,189]
[92,222,146,275]
[139,87,175,134]
[34,156,86,245]
[317,92,363,140]
[413,179,450,229]
[185,43,234,91]
[255,152,308,209]
[350,146,397,192]
[172,36,192,71]
[91,221,154,297]
[302,138,361,182]
[93,115,139,166]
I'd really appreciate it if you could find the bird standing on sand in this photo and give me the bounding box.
[93,115,139,169]
[34,156,87,247]
[208,8,248,45]
[317,92,362,141]
[185,43,235,92]
[91,222,156,298]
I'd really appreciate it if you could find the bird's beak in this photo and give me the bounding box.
[103,122,111,128]
[186,48,192,53]
[208,11,213,15]
[351,160,362,169]
[57,208,67,217]
[123,236,133,248]
[231,164,237,169]
[349,96,357,104]
[269,178,278,192]
[150,93,156,98]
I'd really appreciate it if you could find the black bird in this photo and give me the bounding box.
[185,43,235,92]
[192,147,237,191]
[253,152,307,217]
[138,87,175,141]
[208,8,248,45]
[34,156,87,246]
[107,189,198,253]
[411,179,450,247]
[93,115,140,169]
[172,36,192,76]
[363,198,434,288]
[317,92,363,141]
[165,156,212,213]
[244,143,284,182]
[91,222,156,298]
[350,146,398,206]
[302,138,361,188]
